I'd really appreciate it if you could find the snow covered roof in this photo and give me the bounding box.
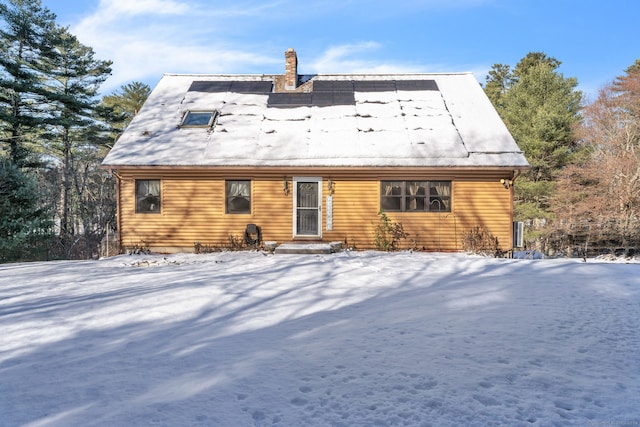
[101,72,529,169]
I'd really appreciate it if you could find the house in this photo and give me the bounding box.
[101,49,529,253]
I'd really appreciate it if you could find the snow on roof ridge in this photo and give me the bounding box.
[160,72,475,79]
[313,71,474,77]
[161,73,274,80]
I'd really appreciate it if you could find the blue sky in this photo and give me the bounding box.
[42,0,639,99]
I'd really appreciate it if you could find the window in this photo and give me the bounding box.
[226,180,251,214]
[181,110,217,127]
[427,181,451,212]
[381,180,450,212]
[136,180,161,213]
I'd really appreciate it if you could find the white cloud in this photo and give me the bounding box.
[98,0,189,16]
[313,42,382,65]
[71,0,282,93]
[68,1,492,94]
[308,42,479,77]
[308,42,416,74]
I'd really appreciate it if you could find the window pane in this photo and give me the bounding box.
[136,180,161,213]
[381,181,404,195]
[406,181,427,211]
[226,180,251,214]
[381,181,402,211]
[429,181,451,212]
[381,197,401,211]
[182,111,214,126]
[297,183,318,208]
[297,210,318,235]
[412,197,426,211]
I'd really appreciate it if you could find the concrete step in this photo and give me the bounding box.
[273,242,342,254]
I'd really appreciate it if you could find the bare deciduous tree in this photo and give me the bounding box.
[551,61,640,254]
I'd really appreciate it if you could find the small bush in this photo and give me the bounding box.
[227,234,247,251]
[194,234,250,253]
[373,210,408,251]
[344,236,358,251]
[461,226,501,256]
[194,241,217,254]
[125,241,150,255]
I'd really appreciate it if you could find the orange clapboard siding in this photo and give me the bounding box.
[116,169,514,252]
[454,180,512,245]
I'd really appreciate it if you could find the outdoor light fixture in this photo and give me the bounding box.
[283,177,289,195]
[327,178,335,195]
[502,170,522,189]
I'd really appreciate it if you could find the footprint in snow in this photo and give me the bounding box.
[290,397,308,406]
[473,394,500,407]
[554,400,575,411]
[414,379,438,390]
[252,410,266,422]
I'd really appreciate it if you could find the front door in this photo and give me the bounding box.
[293,177,322,239]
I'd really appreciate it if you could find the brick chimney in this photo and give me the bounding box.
[284,48,298,90]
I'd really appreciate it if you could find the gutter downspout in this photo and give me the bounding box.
[109,169,123,255]
[512,169,522,183]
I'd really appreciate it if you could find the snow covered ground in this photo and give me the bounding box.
[0,251,638,427]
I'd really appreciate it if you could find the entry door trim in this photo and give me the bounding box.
[292,176,322,239]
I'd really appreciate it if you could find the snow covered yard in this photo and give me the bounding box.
[0,251,638,427]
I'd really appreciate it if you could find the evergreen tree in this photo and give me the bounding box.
[0,157,53,262]
[512,52,561,77]
[98,81,151,152]
[485,52,583,228]
[484,63,512,108]
[1,1,118,259]
[101,81,151,129]
[0,0,57,167]
[42,26,112,236]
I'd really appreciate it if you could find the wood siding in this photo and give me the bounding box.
[115,168,515,252]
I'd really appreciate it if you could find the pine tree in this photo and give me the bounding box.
[98,81,151,151]
[485,52,583,228]
[101,81,151,128]
[42,26,112,236]
[484,64,512,109]
[0,0,57,167]
[0,158,53,262]
[1,1,118,259]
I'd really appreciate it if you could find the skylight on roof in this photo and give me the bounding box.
[181,111,217,127]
